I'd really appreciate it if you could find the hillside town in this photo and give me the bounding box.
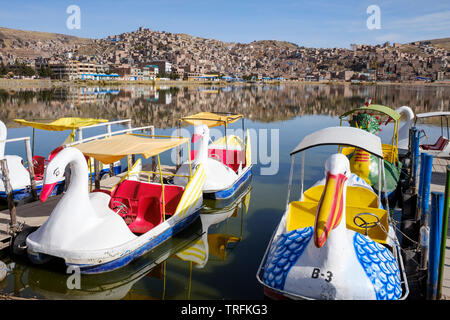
[0,26,449,83]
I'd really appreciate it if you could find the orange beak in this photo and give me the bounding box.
[313,172,347,248]
[40,182,58,203]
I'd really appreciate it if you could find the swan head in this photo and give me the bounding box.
[192,124,209,143]
[313,153,351,248]
[40,146,72,202]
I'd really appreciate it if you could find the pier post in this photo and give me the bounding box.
[427,192,444,300]
[437,165,450,299]
[418,153,433,276]
[0,159,20,235]
[419,153,433,224]
[94,159,100,190]
[410,127,420,191]
[24,138,38,200]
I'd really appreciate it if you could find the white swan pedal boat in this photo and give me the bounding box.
[174,112,252,200]
[1,117,124,202]
[26,133,206,274]
[256,127,409,300]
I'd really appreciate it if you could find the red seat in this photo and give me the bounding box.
[421,136,448,151]
[109,180,184,234]
[32,155,47,181]
[162,185,184,215]
[128,196,162,234]
[208,148,245,172]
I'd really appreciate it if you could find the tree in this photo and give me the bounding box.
[0,62,7,76]
[38,66,53,78]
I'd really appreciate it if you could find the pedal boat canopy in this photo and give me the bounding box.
[73,133,189,164]
[14,117,108,131]
[290,126,384,158]
[180,112,243,128]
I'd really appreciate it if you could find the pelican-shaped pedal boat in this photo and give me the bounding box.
[174,112,252,200]
[256,127,408,300]
[25,133,206,274]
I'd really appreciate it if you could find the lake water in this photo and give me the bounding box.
[0,83,449,299]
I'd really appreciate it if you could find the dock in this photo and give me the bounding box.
[430,157,450,299]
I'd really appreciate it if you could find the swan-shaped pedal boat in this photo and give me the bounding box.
[0,119,65,202]
[174,112,252,200]
[26,133,206,274]
[257,127,408,300]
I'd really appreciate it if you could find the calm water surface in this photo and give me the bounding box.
[0,83,449,299]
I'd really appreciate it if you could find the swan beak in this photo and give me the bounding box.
[40,182,58,203]
[192,134,202,143]
[313,172,347,248]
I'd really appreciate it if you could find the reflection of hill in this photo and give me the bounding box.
[0,84,449,128]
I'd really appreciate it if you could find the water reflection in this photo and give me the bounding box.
[0,185,252,300]
[0,84,449,129]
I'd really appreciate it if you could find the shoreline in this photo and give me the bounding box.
[0,78,449,89]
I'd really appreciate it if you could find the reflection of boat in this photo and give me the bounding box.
[339,103,405,198]
[10,217,204,300]
[257,127,408,300]
[174,112,252,199]
[177,184,252,268]
[26,133,206,274]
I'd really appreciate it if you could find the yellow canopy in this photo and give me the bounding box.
[181,112,243,128]
[74,134,189,164]
[14,117,108,131]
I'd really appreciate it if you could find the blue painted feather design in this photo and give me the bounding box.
[353,232,402,300]
[262,227,313,290]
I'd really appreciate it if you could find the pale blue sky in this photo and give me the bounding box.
[1,0,449,48]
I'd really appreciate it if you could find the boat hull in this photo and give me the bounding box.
[28,208,201,274]
[204,165,252,200]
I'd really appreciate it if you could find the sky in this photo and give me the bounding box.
[1,0,449,48]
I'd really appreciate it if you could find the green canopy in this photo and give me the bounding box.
[340,104,401,121]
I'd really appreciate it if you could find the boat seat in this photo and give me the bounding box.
[110,180,184,229]
[127,196,162,234]
[32,155,46,181]
[421,136,448,151]
[286,200,388,244]
[162,185,184,215]
[303,185,379,208]
[208,148,245,172]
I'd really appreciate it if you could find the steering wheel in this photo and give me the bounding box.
[111,200,130,216]
[353,212,380,236]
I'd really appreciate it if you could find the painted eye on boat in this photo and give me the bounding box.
[53,168,61,177]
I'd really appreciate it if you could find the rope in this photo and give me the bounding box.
[375,220,422,267]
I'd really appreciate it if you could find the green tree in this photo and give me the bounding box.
[0,62,7,76]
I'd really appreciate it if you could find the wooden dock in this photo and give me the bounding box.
[430,157,450,299]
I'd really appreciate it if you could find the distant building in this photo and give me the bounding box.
[149,60,172,74]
